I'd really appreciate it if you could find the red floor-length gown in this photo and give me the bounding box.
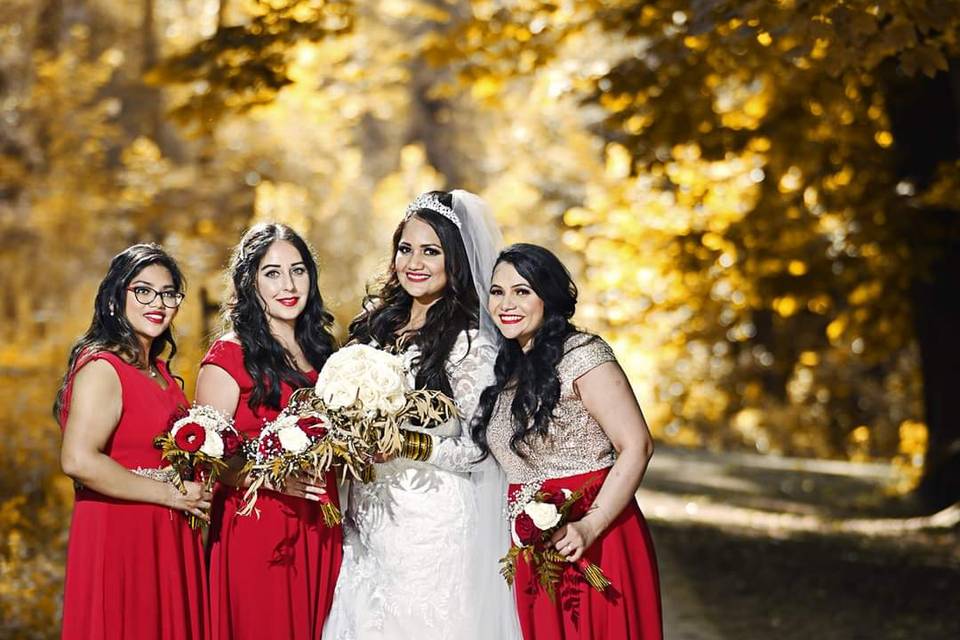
[202,339,342,640]
[60,351,209,640]
[487,332,663,640]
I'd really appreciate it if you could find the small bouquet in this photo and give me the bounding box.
[238,409,345,526]
[500,478,612,600]
[239,344,458,519]
[154,404,241,529]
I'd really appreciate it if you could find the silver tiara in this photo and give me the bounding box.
[404,192,461,228]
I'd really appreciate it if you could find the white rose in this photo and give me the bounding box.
[321,379,359,410]
[363,385,388,412]
[277,425,311,454]
[199,430,224,457]
[523,501,562,530]
[383,391,406,413]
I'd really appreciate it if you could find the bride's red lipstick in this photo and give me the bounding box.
[277,297,300,307]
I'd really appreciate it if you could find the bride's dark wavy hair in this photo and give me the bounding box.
[349,192,477,396]
[472,243,582,459]
[226,223,337,411]
[53,244,185,423]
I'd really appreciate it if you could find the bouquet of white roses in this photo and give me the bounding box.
[239,344,458,518]
[153,404,241,529]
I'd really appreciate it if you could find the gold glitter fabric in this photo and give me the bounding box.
[487,332,618,484]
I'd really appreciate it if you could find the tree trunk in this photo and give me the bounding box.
[911,218,960,509]
[886,64,960,509]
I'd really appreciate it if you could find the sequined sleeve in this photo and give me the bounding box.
[426,331,497,473]
[485,331,619,484]
[560,333,617,389]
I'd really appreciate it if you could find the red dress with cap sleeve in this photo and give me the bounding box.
[201,339,342,640]
[60,351,209,640]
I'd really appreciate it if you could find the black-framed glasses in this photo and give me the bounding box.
[126,286,185,309]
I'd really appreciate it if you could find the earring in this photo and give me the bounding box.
[109,306,115,317]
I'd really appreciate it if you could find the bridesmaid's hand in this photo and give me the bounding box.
[550,520,600,563]
[271,474,327,502]
[166,481,213,523]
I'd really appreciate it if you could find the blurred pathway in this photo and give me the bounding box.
[637,446,960,640]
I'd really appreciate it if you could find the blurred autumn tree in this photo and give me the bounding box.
[3,0,959,634]
[422,0,960,507]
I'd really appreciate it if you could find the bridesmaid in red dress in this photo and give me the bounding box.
[473,243,662,640]
[56,244,210,640]
[195,223,341,640]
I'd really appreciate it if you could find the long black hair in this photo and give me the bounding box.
[226,223,337,411]
[349,192,477,396]
[472,243,582,458]
[53,243,186,423]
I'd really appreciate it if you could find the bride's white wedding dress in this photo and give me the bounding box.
[324,330,520,640]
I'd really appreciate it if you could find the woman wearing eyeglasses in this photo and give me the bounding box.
[55,244,210,640]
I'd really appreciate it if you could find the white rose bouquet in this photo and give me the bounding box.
[500,477,612,601]
[153,404,242,529]
[286,344,459,478]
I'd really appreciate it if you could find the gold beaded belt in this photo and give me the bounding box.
[131,466,180,483]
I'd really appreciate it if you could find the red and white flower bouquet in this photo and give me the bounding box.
[500,478,612,600]
[238,408,343,526]
[153,404,241,529]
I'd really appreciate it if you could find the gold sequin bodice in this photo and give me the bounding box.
[486,332,618,484]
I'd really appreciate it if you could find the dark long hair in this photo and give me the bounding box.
[226,223,337,411]
[349,192,477,396]
[53,244,186,423]
[472,243,582,459]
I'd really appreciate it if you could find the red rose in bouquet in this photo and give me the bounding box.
[513,511,540,545]
[173,423,206,453]
[221,430,242,457]
[298,415,328,439]
[542,489,567,507]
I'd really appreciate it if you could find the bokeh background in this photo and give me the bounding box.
[1,1,959,637]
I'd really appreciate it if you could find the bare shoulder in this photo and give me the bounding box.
[73,357,121,391]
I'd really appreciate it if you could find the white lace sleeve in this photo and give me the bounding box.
[426,331,498,473]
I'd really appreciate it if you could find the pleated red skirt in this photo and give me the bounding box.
[509,468,663,640]
[62,491,209,639]
[206,474,342,640]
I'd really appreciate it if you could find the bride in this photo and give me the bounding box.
[323,190,521,640]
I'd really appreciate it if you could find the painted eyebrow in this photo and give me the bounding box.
[398,241,442,248]
[259,261,306,270]
[130,279,176,289]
